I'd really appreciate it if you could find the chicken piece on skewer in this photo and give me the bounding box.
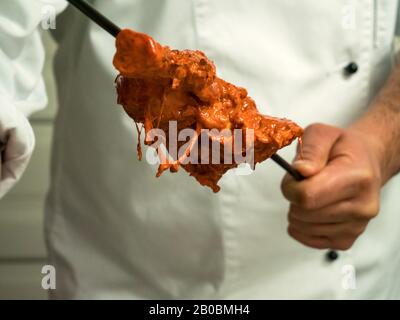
[113,28,303,192]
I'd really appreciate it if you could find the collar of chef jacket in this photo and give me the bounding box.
[45,0,400,299]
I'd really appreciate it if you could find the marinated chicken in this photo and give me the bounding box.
[113,29,303,192]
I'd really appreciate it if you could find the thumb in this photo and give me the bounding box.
[293,123,342,177]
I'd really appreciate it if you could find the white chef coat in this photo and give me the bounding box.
[0,0,67,197]
[2,0,400,299]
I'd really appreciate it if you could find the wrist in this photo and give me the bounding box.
[349,111,395,185]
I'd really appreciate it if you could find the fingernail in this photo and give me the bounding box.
[293,160,309,167]
[293,160,314,172]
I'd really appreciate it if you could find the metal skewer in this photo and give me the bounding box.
[66,0,121,37]
[66,0,305,181]
[271,154,304,181]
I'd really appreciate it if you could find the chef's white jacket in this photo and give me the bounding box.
[1,0,400,299]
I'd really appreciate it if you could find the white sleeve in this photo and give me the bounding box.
[0,0,67,198]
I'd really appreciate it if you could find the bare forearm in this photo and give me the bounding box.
[351,59,400,184]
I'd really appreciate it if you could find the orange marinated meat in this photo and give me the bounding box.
[113,28,303,192]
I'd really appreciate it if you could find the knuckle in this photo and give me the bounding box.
[352,199,380,220]
[355,170,375,190]
[306,123,327,133]
[346,224,366,238]
[367,199,380,218]
[332,238,355,251]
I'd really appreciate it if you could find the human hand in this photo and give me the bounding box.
[281,123,383,250]
[0,106,35,198]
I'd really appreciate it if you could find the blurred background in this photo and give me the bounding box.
[0,31,57,299]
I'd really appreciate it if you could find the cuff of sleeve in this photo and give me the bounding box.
[0,95,35,198]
